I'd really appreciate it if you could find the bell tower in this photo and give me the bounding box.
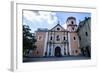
[67,17,81,56]
[67,17,77,32]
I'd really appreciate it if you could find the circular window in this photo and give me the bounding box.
[57,28,60,30]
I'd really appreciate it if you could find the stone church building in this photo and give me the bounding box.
[33,17,81,57]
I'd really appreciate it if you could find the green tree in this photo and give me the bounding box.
[23,25,37,56]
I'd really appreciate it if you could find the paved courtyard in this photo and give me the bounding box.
[23,56,91,62]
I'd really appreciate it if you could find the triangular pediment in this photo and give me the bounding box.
[50,24,65,31]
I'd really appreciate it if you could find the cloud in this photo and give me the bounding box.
[62,23,67,29]
[23,11,42,23]
[23,10,58,32]
[23,10,58,24]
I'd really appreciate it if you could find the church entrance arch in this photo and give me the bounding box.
[55,46,62,57]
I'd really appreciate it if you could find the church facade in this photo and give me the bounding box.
[33,17,81,57]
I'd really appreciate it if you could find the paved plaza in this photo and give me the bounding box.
[23,56,90,62]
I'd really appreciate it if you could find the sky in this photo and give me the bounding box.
[23,10,91,33]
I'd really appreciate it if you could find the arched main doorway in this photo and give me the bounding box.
[55,46,62,57]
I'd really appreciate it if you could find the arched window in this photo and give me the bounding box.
[50,36,52,40]
[56,35,60,41]
[85,32,88,36]
[73,36,76,40]
[72,27,74,30]
[71,21,74,24]
[63,36,66,40]
[45,52,47,56]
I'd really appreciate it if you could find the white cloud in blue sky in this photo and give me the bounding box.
[23,10,58,33]
[23,10,90,33]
